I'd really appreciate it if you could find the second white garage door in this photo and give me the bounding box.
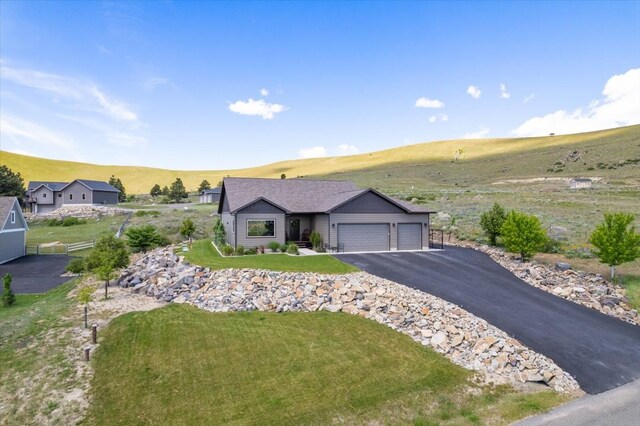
[397,223,422,250]
[337,224,389,252]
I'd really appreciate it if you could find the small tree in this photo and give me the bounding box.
[501,211,548,261]
[180,218,196,243]
[86,234,129,298]
[150,184,162,197]
[589,213,640,279]
[77,284,94,328]
[108,175,127,202]
[0,165,26,204]
[280,174,286,179]
[2,273,16,307]
[480,203,507,245]
[126,225,166,253]
[197,180,211,192]
[161,185,169,196]
[169,178,188,202]
[213,217,226,246]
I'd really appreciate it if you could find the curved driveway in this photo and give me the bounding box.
[335,247,640,395]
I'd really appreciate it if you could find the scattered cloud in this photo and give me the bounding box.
[299,146,328,158]
[464,126,490,139]
[142,76,169,91]
[0,64,138,122]
[415,97,445,109]
[260,88,269,96]
[228,98,287,120]
[511,68,640,137]
[0,115,73,148]
[56,114,147,148]
[499,83,511,99]
[523,93,536,104]
[428,114,449,123]
[467,85,482,99]
[335,144,359,156]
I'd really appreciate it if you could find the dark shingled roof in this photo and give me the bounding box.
[201,187,221,195]
[221,177,430,214]
[28,181,67,191]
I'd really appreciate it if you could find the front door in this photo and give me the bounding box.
[289,219,300,241]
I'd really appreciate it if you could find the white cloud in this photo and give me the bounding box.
[440,114,449,122]
[464,126,490,139]
[299,146,328,158]
[0,115,73,148]
[415,97,445,108]
[511,68,640,137]
[260,88,269,96]
[334,144,359,156]
[523,93,536,104]
[428,114,449,123]
[428,116,437,123]
[499,83,511,99]
[228,98,287,120]
[467,85,482,99]
[142,76,169,91]
[0,64,138,122]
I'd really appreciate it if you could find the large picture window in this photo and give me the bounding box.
[247,220,275,237]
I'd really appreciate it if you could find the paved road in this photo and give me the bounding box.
[0,255,74,294]
[335,247,640,394]
[516,378,640,426]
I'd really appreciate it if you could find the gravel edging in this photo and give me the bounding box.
[117,247,582,393]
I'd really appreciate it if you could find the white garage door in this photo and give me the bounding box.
[337,224,389,252]
[397,223,422,250]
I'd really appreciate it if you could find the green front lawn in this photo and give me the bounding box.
[27,215,127,245]
[87,305,569,424]
[183,239,359,274]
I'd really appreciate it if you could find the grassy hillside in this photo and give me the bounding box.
[2,125,638,194]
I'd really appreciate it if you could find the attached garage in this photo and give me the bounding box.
[397,223,422,250]
[338,224,389,252]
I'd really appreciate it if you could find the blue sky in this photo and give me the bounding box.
[1,1,638,170]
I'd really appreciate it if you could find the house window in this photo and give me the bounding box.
[43,193,47,198]
[10,211,16,224]
[69,194,73,200]
[58,193,62,198]
[247,220,275,237]
[82,193,86,200]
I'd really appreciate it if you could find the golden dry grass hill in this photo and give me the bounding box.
[1,125,639,194]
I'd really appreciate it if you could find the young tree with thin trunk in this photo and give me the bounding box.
[500,211,548,261]
[86,234,129,298]
[589,213,640,279]
[480,203,507,245]
[180,218,196,245]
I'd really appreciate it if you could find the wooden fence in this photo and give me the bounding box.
[26,240,95,255]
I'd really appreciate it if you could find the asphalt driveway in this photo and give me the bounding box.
[335,247,640,395]
[0,255,75,294]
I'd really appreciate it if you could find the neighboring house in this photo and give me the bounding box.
[199,187,222,204]
[569,178,592,189]
[26,179,120,213]
[218,177,433,253]
[0,196,29,264]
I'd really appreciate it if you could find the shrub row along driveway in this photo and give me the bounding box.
[335,247,640,395]
[0,255,74,294]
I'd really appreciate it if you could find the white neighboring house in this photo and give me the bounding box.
[569,178,592,189]
[0,196,29,264]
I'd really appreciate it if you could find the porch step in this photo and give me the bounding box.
[295,241,307,248]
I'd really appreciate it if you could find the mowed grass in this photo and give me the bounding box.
[27,215,127,245]
[184,239,359,274]
[86,305,569,425]
[3,125,637,194]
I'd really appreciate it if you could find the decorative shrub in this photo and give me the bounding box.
[279,244,289,253]
[309,231,323,250]
[267,241,280,252]
[2,273,16,307]
[235,245,245,256]
[213,218,227,247]
[286,243,299,255]
[245,247,258,255]
[221,244,234,256]
[66,258,86,274]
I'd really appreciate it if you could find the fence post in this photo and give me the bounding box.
[37,244,40,255]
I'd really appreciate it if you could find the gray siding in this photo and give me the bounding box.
[312,214,329,246]
[0,230,25,264]
[92,190,119,205]
[338,224,390,252]
[62,181,92,205]
[32,186,54,205]
[332,191,405,214]
[2,202,27,230]
[235,212,285,249]
[238,200,285,214]
[221,212,235,246]
[397,223,422,250]
[221,195,230,213]
[330,213,429,250]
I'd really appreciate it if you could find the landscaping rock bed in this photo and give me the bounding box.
[117,247,581,393]
[456,243,638,326]
[29,205,133,219]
